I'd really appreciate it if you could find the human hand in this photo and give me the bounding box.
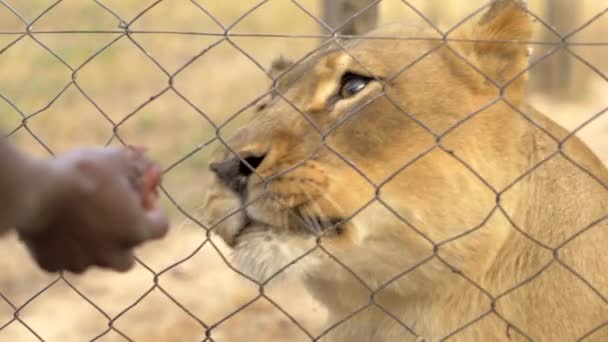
[17,146,169,273]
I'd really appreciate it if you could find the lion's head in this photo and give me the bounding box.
[202,1,608,340]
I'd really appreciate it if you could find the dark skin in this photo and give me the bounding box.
[1,139,169,274]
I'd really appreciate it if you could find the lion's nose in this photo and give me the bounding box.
[209,154,266,194]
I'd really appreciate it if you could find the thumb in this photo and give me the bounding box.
[138,207,170,240]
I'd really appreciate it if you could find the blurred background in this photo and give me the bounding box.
[0,1,605,341]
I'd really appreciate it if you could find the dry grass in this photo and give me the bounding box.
[0,1,606,341]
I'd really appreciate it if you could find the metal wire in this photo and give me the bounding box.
[0,0,606,341]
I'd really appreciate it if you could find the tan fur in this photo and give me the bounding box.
[202,1,608,340]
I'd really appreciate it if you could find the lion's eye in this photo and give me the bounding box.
[339,73,372,98]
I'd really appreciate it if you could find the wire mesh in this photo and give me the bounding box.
[0,0,606,341]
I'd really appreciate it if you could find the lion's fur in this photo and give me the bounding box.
[202,1,608,340]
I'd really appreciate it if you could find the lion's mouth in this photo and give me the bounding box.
[297,215,344,236]
[234,209,344,241]
[230,213,257,243]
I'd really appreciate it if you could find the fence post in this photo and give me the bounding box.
[532,0,580,99]
[323,0,379,35]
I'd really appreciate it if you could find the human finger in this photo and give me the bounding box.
[97,249,136,272]
[136,207,170,241]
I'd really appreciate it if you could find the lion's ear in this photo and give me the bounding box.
[457,0,533,99]
[269,56,294,78]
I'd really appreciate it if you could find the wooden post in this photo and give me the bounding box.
[532,0,580,99]
[323,0,379,36]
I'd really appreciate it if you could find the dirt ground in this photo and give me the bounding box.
[0,1,606,341]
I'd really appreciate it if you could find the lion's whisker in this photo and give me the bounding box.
[301,186,330,236]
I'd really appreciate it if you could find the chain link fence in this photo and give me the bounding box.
[0,0,606,341]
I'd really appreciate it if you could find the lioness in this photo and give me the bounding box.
[202,1,608,341]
